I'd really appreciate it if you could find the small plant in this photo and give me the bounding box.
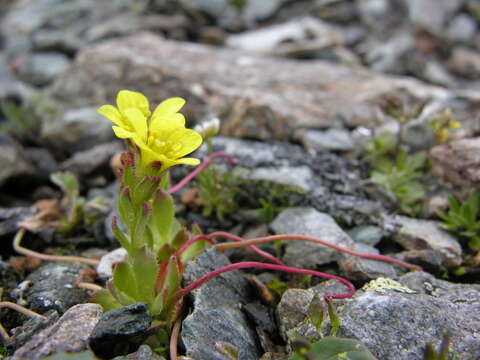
[0,93,59,142]
[423,333,452,360]
[289,297,377,360]
[196,166,240,221]
[429,108,461,144]
[50,171,84,233]
[365,132,428,215]
[437,190,480,250]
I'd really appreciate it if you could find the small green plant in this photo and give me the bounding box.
[196,167,240,221]
[0,93,59,142]
[50,171,84,233]
[365,132,428,215]
[289,297,377,360]
[437,190,480,250]
[423,333,452,360]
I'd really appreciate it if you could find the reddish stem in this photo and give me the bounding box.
[215,234,422,271]
[208,231,284,265]
[175,235,217,257]
[169,317,182,360]
[174,261,356,302]
[167,152,235,194]
[176,233,284,266]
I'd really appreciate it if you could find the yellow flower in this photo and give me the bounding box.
[137,97,202,171]
[97,90,150,143]
[98,90,203,172]
[448,120,461,129]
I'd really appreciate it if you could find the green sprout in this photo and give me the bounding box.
[1,93,59,142]
[437,190,480,250]
[365,132,428,215]
[196,166,240,221]
[289,297,377,360]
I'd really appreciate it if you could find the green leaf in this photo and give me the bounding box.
[180,238,210,263]
[50,171,79,197]
[133,246,158,303]
[162,256,181,300]
[156,244,176,264]
[91,288,122,312]
[151,190,174,249]
[112,262,137,301]
[409,151,427,170]
[118,187,135,230]
[111,216,130,253]
[395,150,408,170]
[132,176,160,205]
[305,337,377,360]
[130,202,152,254]
[151,292,164,316]
[326,299,340,337]
[308,296,324,336]
[447,195,460,214]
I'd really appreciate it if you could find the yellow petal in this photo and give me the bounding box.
[112,126,135,139]
[123,108,148,143]
[173,157,200,166]
[152,97,185,118]
[116,90,151,117]
[150,113,186,141]
[98,105,124,127]
[449,121,461,129]
[166,128,203,159]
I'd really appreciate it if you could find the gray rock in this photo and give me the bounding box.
[0,53,35,103]
[348,225,383,246]
[242,0,286,24]
[41,107,116,152]
[0,206,35,237]
[300,128,354,152]
[32,30,84,54]
[448,47,480,78]
[249,166,314,192]
[277,272,480,359]
[48,33,451,139]
[1,0,143,55]
[276,280,352,341]
[0,135,35,187]
[271,207,354,268]
[89,303,152,359]
[430,137,480,193]
[365,32,415,73]
[22,262,90,315]
[60,141,122,177]
[393,215,462,267]
[226,17,343,56]
[446,14,478,43]
[276,289,315,341]
[15,52,70,86]
[422,60,456,87]
[406,0,462,34]
[10,303,103,360]
[181,248,262,360]
[337,242,396,281]
[356,0,390,25]
[7,310,59,352]
[24,148,58,179]
[112,345,166,360]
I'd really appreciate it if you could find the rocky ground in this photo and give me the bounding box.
[0,0,480,359]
